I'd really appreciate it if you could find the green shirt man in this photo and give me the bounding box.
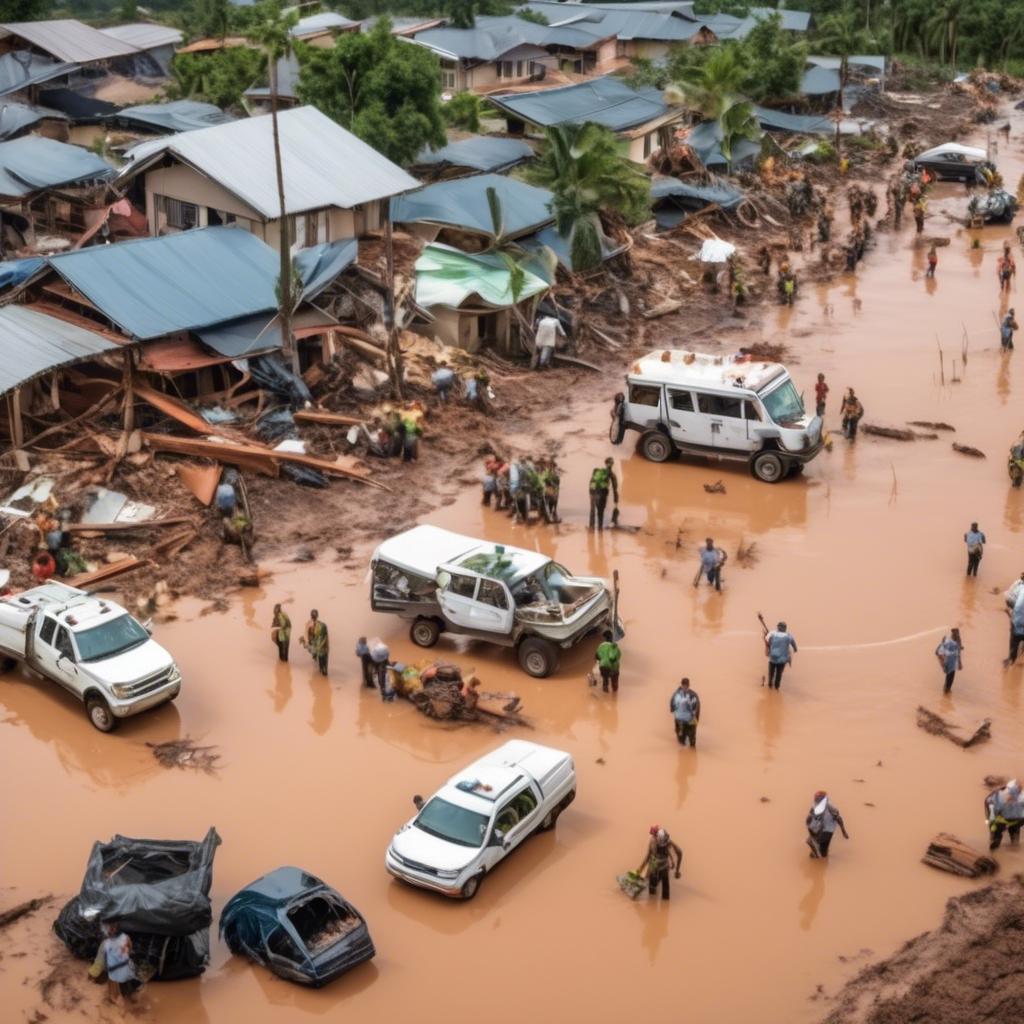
[271,604,291,663]
[595,630,621,694]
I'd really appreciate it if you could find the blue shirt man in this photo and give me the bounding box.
[670,679,700,747]
[765,622,797,690]
[965,522,986,577]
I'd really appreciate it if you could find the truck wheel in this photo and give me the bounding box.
[460,873,484,900]
[86,696,117,733]
[752,451,785,483]
[640,431,672,463]
[518,637,558,678]
[539,789,576,832]
[410,618,440,648]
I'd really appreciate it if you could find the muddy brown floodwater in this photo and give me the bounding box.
[6,111,1024,1024]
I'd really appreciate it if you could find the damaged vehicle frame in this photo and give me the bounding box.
[371,525,620,677]
[220,867,375,987]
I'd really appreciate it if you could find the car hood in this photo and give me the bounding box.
[81,640,174,686]
[391,824,483,872]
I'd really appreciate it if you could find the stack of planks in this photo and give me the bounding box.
[922,833,999,877]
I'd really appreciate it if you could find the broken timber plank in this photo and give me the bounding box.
[143,434,279,477]
[66,517,193,534]
[642,299,683,320]
[551,353,602,373]
[133,383,250,444]
[293,410,363,427]
[68,556,145,589]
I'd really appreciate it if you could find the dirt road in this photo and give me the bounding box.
[4,113,1024,1023]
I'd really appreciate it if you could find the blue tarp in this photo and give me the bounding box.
[0,101,67,140]
[0,255,43,291]
[415,136,534,173]
[392,173,554,239]
[295,237,358,301]
[800,65,840,96]
[650,176,744,210]
[522,224,624,273]
[753,105,833,134]
[0,136,113,198]
[108,100,234,134]
[490,76,677,133]
[686,120,761,169]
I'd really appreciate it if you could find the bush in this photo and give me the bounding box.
[806,141,836,164]
[443,91,482,132]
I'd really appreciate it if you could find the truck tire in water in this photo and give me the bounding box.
[86,695,116,732]
[518,637,558,678]
[410,618,441,647]
[640,430,672,463]
[460,873,483,900]
[752,450,785,483]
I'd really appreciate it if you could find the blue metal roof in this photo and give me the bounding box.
[415,136,534,173]
[0,100,67,140]
[392,173,553,239]
[108,100,235,134]
[47,227,280,341]
[800,65,841,96]
[650,176,744,209]
[0,50,77,96]
[753,105,834,134]
[490,76,678,132]
[0,136,113,198]
[686,120,761,169]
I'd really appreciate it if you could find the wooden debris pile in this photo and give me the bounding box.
[916,706,991,748]
[922,832,998,877]
[952,443,986,458]
[146,736,221,774]
[394,661,529,730]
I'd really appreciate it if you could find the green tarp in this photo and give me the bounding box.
[415,243,549,309]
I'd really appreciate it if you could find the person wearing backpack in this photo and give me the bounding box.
[805,791,849,859]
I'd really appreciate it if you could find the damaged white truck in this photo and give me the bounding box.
[370,525,621,677]
[0,581,182,731]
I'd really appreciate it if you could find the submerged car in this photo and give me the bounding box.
[967,189,1018,224]
[386,739,576,900]
[913,142,993,183]
[220,867,375,987]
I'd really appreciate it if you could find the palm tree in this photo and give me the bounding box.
[664,48,761,168]
[925,0,960,68]
[250,0,299,374]
[815,8,873,113]
[526,123,650,271]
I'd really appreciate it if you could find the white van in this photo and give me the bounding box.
[610,349,823,482]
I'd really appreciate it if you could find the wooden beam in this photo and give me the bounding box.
[65,517,193,535]
[293,410,362,427]
[8,388,23,449]
[67,556,146,589]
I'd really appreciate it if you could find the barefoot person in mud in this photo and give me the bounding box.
[926,242,938,278]
[1000,309,1018,350]
[814,373,829,417]
[985,779,1024,850]
[805,792,848,859]
[765,621,797,690]
[670,678,700,747]
[594,630,621,694]
[697,538,727,592]
[588,457,618,531]
[99,920,141,1004]
[998,242,1016,293]
[302,609,329,676]
[270,603,291,662]
[934,628,963,694]
[840,389,864,440]
[964,522,986,577]
[638,827,682,899]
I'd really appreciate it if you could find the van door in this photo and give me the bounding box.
[694,391,756,452]
[436,570,513,634]
[492,784,542,855]
[34,623,81,694]
[623,381,663,430]
[664,388,713,447]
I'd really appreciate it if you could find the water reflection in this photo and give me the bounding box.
[1003,488,1023,533]
[634,898,671,965]
[270,660,292,714]
[798,860,827,931]
[675,749,698,809]
[309,675,334,736]
[756,688,784,763]
[997,352,1011,404]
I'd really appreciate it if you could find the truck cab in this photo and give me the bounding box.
[611,349,823,482]
[0,582,181,731]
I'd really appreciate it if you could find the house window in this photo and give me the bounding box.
[162,196,198,230]
[516,61,523,77]
[643,132,654,159]
[500,61,514,78]
[440,59,457,89]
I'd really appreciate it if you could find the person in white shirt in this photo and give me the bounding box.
[533,315,565,370]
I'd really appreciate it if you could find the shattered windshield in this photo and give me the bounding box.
[414,797,489,848]
[759,379,805,425]
[74,615,150,662]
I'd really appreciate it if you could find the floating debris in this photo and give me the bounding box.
[146,737,221,774]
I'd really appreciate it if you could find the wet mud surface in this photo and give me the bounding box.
[6,115,1024,1022]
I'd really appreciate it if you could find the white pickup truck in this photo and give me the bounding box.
[370,525,621,678]
[0,582,181,732]
[385,740,576,900]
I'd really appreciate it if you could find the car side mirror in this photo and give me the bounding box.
[142,618,153,635]
[491,828,505,847]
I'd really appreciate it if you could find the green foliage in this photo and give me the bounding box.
[167,48,265,108]
[0,0,49,19]
[116,0,137,20]
[692,0,750,15]
[805,140,836,164]
[526,123,650,271]
[296,19,445,165]
[182,0,231,40]
[740,14,807,101]
[444,91,481,132]
[517,8,548,25]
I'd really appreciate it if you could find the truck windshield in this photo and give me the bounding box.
[759,379,805,425]
[414,798,489,848]
[74,615,149,662]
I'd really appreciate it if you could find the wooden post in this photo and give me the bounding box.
[122,350,134,435]
[9,387,23,449]
[383,198,404,400]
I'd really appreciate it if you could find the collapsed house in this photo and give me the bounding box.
[488,75,685,163]
[412,136,535,180]
[115,105,418,248]
[0,226,357,446]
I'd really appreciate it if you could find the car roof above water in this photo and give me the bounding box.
[628,349,787,393]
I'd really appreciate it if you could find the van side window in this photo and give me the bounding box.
[39,616,57,646]
[447,574,478,599]
[54,626,75,662]
[745,401,762,421]
[628,384,661,407]
[696,393,744,418]
[477,580,508,609]
[668,389,693,412]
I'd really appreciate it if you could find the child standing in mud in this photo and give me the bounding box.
[98,921,141,1004]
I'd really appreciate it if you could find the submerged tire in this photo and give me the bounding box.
[410,618,440,648]
[752,451,785,483]
[460,873,483,900]
[518,637,558,678]
[640,431,672,463]
[86,696,116,733]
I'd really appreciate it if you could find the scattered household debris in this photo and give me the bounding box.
[983,774,1008,788]
[0,893,52,931]
[907,420,955,431]
[616,871,646,900]
[146,737,221,774]
[392,661,529,730]
[916,706,991,748]
[922,833,998,877]
[703,480,727,494]
[736,538,759,567]
[952,442,986,458]
[862,424,938,441]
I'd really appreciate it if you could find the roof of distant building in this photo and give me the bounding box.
[99,22,184,51]
[0,19,140,63]
[0,136,113,199]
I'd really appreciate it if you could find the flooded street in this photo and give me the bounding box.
[6,113,1024,1023]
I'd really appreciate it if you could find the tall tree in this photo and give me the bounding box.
[249,0,300,374]
[526,123,650,271]
[296,19,445,166]
[925,0,961,68]
[815,7,874,113]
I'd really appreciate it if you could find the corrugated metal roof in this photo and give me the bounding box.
[412,14,611,61]
[415,136,533,172]
[800,65,840,96]
[415,243,549,309]
[110,100,234,134]
[490,76,678,132]
[392,173,553,239]
[808,54,886,73]
[0,136,113,199]
[244,53,299,101]
[99,23,184,51]
[0,20,140,63]
[0,50,77,96]
[119,106,418,219]
[0,303,119,394]
[0,100,67,140]
[292,12,357,37]
[47,227,280,340]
